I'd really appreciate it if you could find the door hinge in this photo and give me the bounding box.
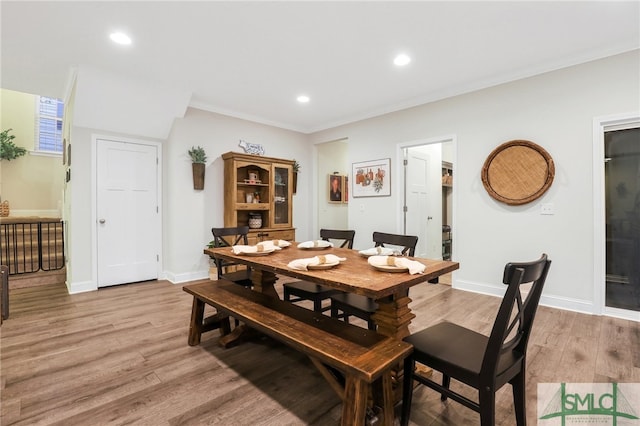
[156,206,159,213]
[403,206,408,213]
[157,254,159,262]
[403,159,408,166]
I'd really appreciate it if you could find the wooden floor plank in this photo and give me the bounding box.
[1,279,639,425]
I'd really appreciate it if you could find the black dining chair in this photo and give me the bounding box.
[330,232,418,330]
[401,254,551,426]
[283,229,355,312]
[210,226,253,287]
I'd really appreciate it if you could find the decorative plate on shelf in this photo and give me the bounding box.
[481,140,555,206]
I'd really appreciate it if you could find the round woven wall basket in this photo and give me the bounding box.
[481,140,555,206]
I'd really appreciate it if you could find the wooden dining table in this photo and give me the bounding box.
[204,243,459,420]
[204,243,459,341]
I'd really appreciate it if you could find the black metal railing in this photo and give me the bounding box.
[0,220,65,275]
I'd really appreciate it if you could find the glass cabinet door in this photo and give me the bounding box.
[272,164,292,227]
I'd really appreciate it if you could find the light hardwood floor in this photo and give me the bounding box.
[1,278,638,425]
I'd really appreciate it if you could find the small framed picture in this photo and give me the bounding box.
[329,174,344,203]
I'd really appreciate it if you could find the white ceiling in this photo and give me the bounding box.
[2,1,639,134]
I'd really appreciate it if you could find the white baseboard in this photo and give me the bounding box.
[164,270,209,284]
[67,280,97,294]
[539,293,594,315]
[453,279,505,298]
[7,209,61,218]
[454,279,596,315]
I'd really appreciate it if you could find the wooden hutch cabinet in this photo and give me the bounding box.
[222,152,295,244]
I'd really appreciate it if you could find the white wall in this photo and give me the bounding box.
[74,66,191,140]
[163,107,311,282]
[66,65,191,293]
[317,139,348,231]
[308,50,640,314]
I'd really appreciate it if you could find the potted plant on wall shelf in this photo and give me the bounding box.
[1,129,26,161]
[292,159,300,194]
[1,129,27,216]
[188,146,207,190]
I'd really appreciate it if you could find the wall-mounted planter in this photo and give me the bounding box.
[292,172,298,194]
[192,163,205,190]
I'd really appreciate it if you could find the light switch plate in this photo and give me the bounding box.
[541,203,554,215]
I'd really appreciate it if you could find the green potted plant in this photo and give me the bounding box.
[188,146,207,190]
[0,129,27,161]
[292,159,300,194]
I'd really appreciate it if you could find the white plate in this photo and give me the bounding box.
[372,264,408,273]
[359,248,398,257]
[308,261,340,270]
[298,241,332,250]
[237,248,276,256]
[359,251,378,257]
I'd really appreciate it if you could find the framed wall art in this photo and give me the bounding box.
[352,158,390,197]
[329,174,344,203]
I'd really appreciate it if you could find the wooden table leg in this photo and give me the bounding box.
[371,291,416,404]
[371,292,415,340]
[251,269,278,298]
[216,269,279,348]
[188,297,205,346]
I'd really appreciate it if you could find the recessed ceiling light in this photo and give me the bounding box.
[297,95,310,103]
[110,32,132,45]
[394,54,411,67]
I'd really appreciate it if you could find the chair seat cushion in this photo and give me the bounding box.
[330,293,377,313]
[405,321,522,388]
[284,281,341,297]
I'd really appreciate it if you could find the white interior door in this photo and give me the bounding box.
[405,146,442,259]
[97,139,159,287]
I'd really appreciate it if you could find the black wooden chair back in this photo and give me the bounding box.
[283,229,355,312]
[482,254,551,382]
[401,253,551,426]
[210,226,252,287]
[329,232,419,330]
[372,231,418,256]
[320,229,355,249]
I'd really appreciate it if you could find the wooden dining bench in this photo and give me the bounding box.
[183,279,413,426]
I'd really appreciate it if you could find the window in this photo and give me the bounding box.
[36,96,64,153]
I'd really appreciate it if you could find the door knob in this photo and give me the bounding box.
[427,216,433,220]
[99,219,106,224]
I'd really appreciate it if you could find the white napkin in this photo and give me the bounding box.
[255,240,286,250]
[297,240,333,249]
[287,254,346,270]
[261,239,291,248]
[231,245,273,255]
[367,255,426,275]
[358,246,396,256]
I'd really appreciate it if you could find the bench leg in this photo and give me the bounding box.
[372,371,395,426]
[188,297,205,346]
[341,376,368,426]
